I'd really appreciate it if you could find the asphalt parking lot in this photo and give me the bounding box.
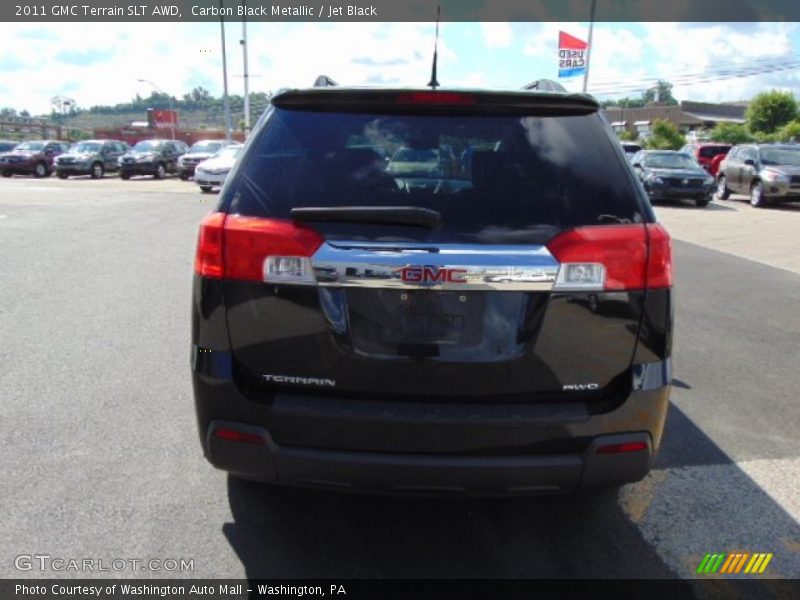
[0,176,798,593]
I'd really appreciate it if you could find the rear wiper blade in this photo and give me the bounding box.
[291,206,441,229]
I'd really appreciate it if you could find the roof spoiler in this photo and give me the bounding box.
[314,75,338,87]
[272,88,598,116]
[522,79,567,92]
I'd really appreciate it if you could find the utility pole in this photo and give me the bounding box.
[582,0,597,94]
[241,0,250,136]
[220,0,233,142]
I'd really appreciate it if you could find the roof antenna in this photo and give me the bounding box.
[427,5,441,89]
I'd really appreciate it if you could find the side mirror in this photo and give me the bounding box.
[744,159,756,166]
[632,162,642,168]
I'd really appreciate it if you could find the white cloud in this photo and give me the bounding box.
[480,23,513,48]
[1,21,799,115]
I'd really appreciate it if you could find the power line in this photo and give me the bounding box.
[590,60,800,95]
[587,52,800,86]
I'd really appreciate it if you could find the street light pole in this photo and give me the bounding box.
[241,0,251,136]
[220,1,233,143]
[137,78,175,140]
[582,0,597,94]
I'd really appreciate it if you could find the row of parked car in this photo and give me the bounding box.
[0,138,243,192]
[621,140,800,208]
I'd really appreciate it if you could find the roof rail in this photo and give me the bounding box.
[314,75,338,87]
[522,79,567,93]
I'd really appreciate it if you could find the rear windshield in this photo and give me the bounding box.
[225,108,645,244]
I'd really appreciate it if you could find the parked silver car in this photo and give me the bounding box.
[716,144,800,207]
[194,144,243,192]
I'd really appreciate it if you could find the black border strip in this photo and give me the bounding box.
[4,0,800,23]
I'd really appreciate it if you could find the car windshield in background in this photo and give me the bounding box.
[73,142,101,153]
[190,142,224,153]
[228,108,643,243]
[132,141,162,152]
[760,147,800,166]
[644,154,699,169]
[16,142,45,151]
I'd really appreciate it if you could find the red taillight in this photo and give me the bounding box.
[194,213,324,282]
[645,223,673,289]
[546,223,672,291]
[212,427,265,445]
[223,215,324,282]
[595,441,649,455]
[194,212,226,278]
[395,91,476,106]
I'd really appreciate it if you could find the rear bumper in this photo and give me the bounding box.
[192,352,671,495]
[207,422,652,495]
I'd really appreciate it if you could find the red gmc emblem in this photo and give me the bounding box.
[398,266,467,284]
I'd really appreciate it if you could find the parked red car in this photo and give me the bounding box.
[680,142,732,176]
[0,140,70,178]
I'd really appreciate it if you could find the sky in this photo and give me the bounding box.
[1,21,799,116]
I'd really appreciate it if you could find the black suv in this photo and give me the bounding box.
[118,139,188,179]
[191,86,674,495]
[55,139,129,179]
[631,150,715,207]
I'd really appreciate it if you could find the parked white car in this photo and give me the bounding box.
[194,144,243,192]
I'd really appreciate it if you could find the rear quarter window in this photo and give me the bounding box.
[224,106,647,244]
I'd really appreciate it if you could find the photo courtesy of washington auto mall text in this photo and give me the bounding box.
[14,583,348,598]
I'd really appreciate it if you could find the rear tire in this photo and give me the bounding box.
[90,162,104,179]
[1,171,11,178]
[179,173,189,181]
[120,172,130,180]
[716,175,730,200]
[33,162,48,178]
[57,171,68,180]
[154,163,167,179]
[695,196,710,208]
[199,186,213,193]
[750,181,767,208]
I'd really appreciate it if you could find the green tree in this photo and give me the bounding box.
[745,90,798,134]
[777,119,800,142]
[753,131,779,143]
[190,86,212,106]
[645,119,685,150]
[710,122,754,144]
[602,97,645,108]
[643,80,678,105]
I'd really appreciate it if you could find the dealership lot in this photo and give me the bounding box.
[0,177,798,590]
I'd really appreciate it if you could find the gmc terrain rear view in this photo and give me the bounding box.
[191,84,673,495]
